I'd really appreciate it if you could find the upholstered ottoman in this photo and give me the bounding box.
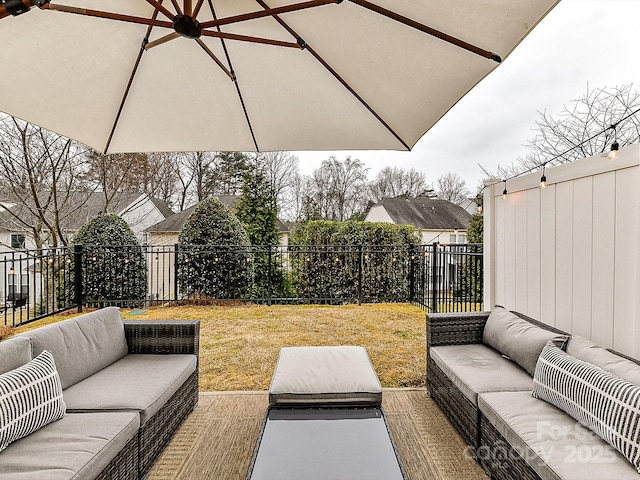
[246,346,406,480]
[268,346,382,407]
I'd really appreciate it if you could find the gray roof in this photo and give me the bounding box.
[372,196,471,230]
[146,195,288,233]
[0,191,172,233]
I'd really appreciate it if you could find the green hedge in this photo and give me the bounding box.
[289,221,421,302]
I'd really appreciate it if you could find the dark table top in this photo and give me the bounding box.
[248,407,406,480]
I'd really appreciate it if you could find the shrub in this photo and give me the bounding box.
[289,220,421,302]
[69,214,147,307]
[178,197,251,299]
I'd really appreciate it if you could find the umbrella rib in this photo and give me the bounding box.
[252,0,411,150]
[144,0,175,21]
[207,0,260,151]
[170,0,183,16]
[348,0,502,63]
[44,3,174,29]
[200,0,337,29]
[195,39,235,80]
[144,32,180,50]
[104,10,162,153]
[200,30,302,49]
[192,0,205,18]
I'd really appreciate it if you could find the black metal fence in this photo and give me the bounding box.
[1,243,483,327]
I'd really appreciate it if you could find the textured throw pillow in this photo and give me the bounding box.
[482,306,569,376]
[0,350,66,452]
[533,343,640,473]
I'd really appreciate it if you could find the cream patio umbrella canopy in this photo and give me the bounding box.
[0,0,559,154]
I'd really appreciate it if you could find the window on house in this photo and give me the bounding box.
[21,274,29,296]
[8,273,16,296]
[449,234,457,244]
[10,234,26,249]
[458,234,467,244]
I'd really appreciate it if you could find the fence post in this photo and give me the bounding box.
[431,242,438,313]
[268,246,273,306]
[174,243,179,303]
[357,245,363,305]
[409,245,415,303]
[74,244,83,313]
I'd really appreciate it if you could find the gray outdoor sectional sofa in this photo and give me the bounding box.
[0,307,199,480]
[427,306,640,480]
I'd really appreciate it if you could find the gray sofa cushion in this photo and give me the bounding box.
[269,346,382,407]
[482,307,569,376]
[23,307,128,389]
[63,354,197,425]
[478,391,639,480]
[0,411,139,480]
[0,336,31,374]
[567,335,640,386]
[430,344,533,405]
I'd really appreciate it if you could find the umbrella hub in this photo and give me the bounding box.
[173,15,201,39]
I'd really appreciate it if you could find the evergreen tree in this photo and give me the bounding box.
[235,171,285,298]
[177,196,251,299]
[68,214,146,307]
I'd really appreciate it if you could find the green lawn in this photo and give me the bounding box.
[8,303,426,391]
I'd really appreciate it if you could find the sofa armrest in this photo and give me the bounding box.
[123,320,200,358]
[427,312,489,349]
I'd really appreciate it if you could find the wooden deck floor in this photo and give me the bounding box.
[148,389,487,480]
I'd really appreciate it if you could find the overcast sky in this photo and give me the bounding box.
[294,0,640,192]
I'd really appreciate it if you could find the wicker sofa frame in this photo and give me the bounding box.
[426,311,565,479]
[122,320,200,479]
[426,310,640,480]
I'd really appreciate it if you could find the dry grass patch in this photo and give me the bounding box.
[9,303,426,391]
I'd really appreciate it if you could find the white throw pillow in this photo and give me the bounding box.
[0,350,66,452]
[533,343,640,473]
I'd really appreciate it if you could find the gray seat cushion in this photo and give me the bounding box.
[63,354,197,425]
[0,336,31,374]
[0,411,139,480]
[269,346,382,407]
[22,307,128,389]
[430,344,533,405]
[478,391,639,480]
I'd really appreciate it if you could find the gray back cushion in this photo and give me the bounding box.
[24,307,128,389]
[567,335,640,387]
[0,336,32,374]
[482,306,569,376]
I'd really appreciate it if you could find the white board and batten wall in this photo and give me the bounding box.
[483,144,640,358]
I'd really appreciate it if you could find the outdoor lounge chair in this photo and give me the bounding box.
[245,346,407,480]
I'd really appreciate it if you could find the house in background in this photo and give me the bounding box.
[365,195,472,245]
[143,195,289,302]
[0,191,173,252]
[0,191,173,308]
[145,195,289,247]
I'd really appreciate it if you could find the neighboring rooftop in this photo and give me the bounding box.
[146,195,288,233]
[370,195,472,230]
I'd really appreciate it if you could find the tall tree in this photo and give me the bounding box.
[0,115,89,248]
[84,151,150,210]
[307,156,369,221]
[486,84,640,178]
[436,172,471,207]
[234,170,279,246]
[368,166,430,202]
[257,151,299,218]
[204,151,250,195]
